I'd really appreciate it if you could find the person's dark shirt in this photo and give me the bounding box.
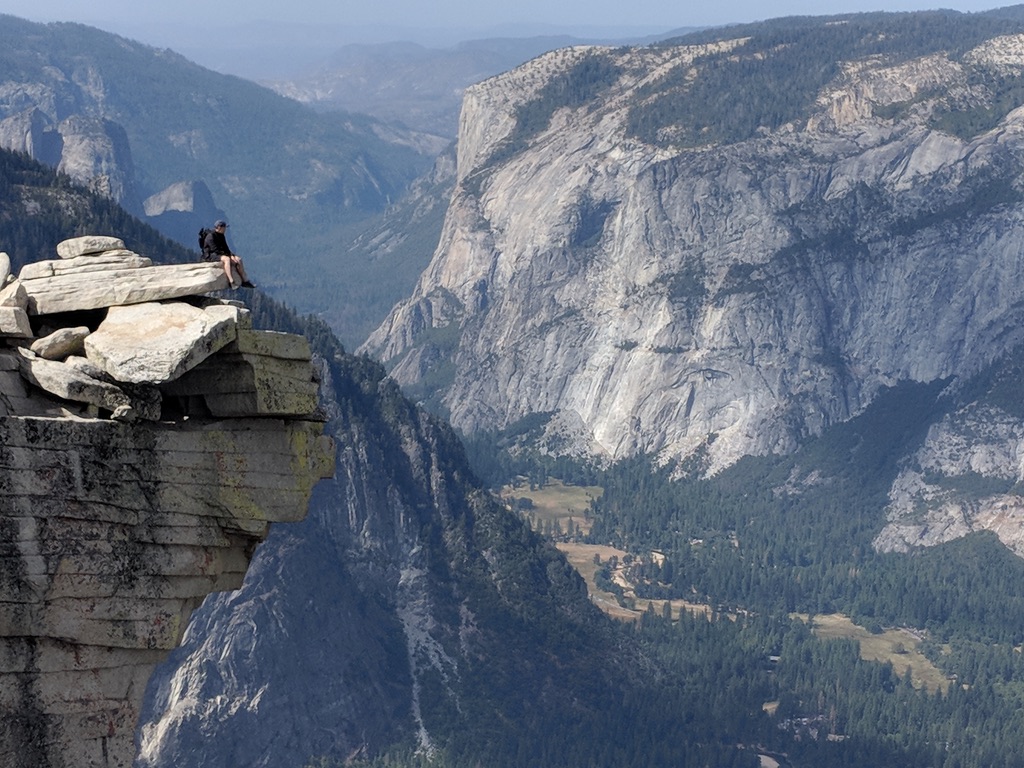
[204,229,233,258]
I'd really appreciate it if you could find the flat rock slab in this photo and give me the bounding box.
[85,301,243,384]
[228,329,311,360]
[15,348,146,419]
[22,262,228,315]
[56,235,125,258]
[20,252,152,281]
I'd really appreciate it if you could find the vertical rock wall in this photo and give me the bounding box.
[0,236,335,767]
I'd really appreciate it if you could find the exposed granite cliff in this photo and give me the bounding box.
[135,333,617,767]
[0,236,334,768]
[0,110,143,215]
[874,365,1024,557]
[363,32,1024,476]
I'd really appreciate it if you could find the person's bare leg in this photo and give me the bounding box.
[231,256,253,287]
[221,255,238,287]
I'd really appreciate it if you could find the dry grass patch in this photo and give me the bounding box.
[558,542,714,622]
[799,613,949,693]
[501,478,603,534]
[557,542,640,620]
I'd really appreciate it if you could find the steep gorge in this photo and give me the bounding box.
[135,342,629,767]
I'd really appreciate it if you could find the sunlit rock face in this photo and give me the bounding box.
[0,235,334,768]
[363,36,1024,475]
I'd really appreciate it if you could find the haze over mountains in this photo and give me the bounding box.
[141,7,1024,766]
[0,15,688,347]
[7,6,1024,767]
[0,14,445,345]
[107,20,681,80]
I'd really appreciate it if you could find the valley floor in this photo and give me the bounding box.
[504,479,950,694]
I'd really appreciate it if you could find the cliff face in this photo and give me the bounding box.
[362,31,1024,475]
[135,345,611,767]
[874,360,1024,557]
[0,236,334,768]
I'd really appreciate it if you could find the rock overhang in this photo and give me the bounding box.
[0,233,336,768]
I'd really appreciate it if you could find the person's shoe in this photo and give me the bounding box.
[241,280,256,288]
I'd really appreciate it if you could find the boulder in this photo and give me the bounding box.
[84,301,244,384]
[63,355,115,382]
[15,348,159,420]
[56,235,125,259]
[0,280,27,308]
[30,326,91,361]
[0,306,32,338]
[21,262,228,315]
[0,251,9,284]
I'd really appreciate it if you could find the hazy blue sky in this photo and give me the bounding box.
[0,0,1015,79]
[0,0,1012,33]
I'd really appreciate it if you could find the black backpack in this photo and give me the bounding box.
[198,228,212,260]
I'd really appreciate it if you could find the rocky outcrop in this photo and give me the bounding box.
[363,34,1024,475]
[0,109,144,214]
[133,347,608,768]
[875,398,1024,557]
[19,251,225,316]
[0,108,62,166]
[0,235,334,768]
[56,116,143,215]
[142,181,225,249]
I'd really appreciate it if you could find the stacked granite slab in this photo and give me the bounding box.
[0,234,320,422]
[0,235,335,768]
[17,235,226,315]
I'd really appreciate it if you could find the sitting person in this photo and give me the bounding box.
[203,220,254,289]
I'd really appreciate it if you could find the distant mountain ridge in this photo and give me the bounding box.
[263,32,697,137]
[0,14,441,344]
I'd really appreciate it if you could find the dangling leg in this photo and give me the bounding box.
[232,255,254,288]
[220,255,238,288]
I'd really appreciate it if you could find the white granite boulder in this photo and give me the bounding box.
[0,251,9,284]
[0,280,27,308]
[84,301,245,384]
[56,235,125,259]
[63,354,115,382]
[30,326,90,361]
[0,307,32,338]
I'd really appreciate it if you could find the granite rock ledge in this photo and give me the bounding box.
[0,236,335,768]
